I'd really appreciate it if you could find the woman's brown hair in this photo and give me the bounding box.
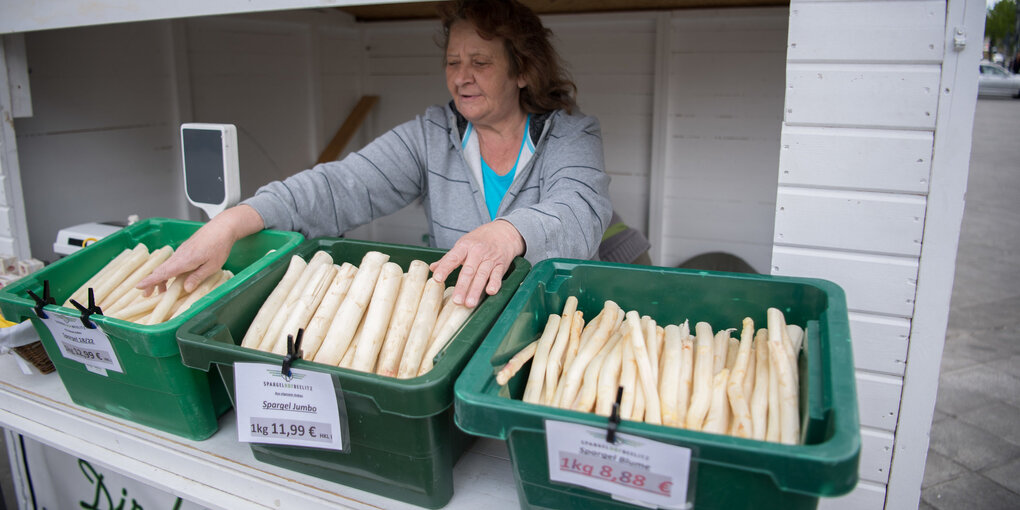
[438,0,577,114]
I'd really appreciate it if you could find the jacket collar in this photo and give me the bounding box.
[448,100,551,147]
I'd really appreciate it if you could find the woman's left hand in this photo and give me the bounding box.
[429,219,525,308]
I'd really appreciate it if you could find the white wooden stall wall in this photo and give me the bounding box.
[6,5,954,507]
[13,22,188,262]
[775,1,950,509]
[656,9,787,274]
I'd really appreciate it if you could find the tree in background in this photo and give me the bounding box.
[985,0,1017,66]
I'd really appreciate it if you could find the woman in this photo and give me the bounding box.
[138,0,612,308]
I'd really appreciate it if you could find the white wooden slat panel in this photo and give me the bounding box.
[16,24,174,137]
[666,139,781,188]
[580,94,653,117]
[318,29,362,77]
[0,175,6,207]
[780,126,933,194]
[0,237,13,257]
[0,207,10,236]
[670,7,790,33]
[818,480,886,510]
[775,188,926,256]
[670,54,787,98]
[788,1,945,63]
[551,30,656,58]
[860,428,895,484]
[660,237,773,274]
[771,246,918,317]
[671,113,782,141]
[607,174,649,236]
[856,371,902,432]
[573,74,654,96]
[664,196,776,248]
[186,18,315,196]
[785,64,941,129]
[849,312,910,376]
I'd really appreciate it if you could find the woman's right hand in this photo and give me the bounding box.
[136,205,264,295]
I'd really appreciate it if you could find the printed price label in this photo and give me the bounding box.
[545,420,692,509]
[39,313,122,374]
[234,363,346,451]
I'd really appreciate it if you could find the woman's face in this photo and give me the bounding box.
[445,21,526,128]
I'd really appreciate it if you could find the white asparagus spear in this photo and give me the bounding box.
[496,340,539,386]
[65,248,133,308]
[768,307,800,445]
[171,269,232,319]
[676,327,694,428]
[259,251,334,352]
[101,246,173,309]
[624,310,661,425]
[659,324,683,427]
[725,337,740,370]
[301,263,357,360]
[594,338,625,417]
[145,273,187,324]
[743,339,756,404]
[349,262,404,372]
[555,309,601,405]
[91,244,150,306]
[685,322,715,430]
[108,279,168,320]
[313,251,389,365]
[241,256,307,349]
[571,330,623,412]
[271,263,338,355]
[619,334,638,419]
[418,303,473,375]
[726,317,755,438]
[396,279,444,378]
[522,313,562,404]
[750,328,770,440]
[550,310,583,405]
[702,368,731,434]
[561,309,585,378]
[557,301,620,408]
[375,260,430,376]
[543,296,579,405]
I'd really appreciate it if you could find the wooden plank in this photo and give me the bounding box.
[317,95,379,164]
[849,312,910,376]
[818,480,887,510]
[785,63,942,129]
[664,197,776,246]
[775,187,926,256]
[885,0,983,507]
[856,372,902,432]
[2,34,31,118]
[788,0,945,63]
[779,126,933,194]
[771,246,919,317]
[859,427,895,484]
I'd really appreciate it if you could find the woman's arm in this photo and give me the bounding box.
[136,204,264,294]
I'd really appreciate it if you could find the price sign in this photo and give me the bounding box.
[234,362,346,451]
[39,313,122,374]
[545,420,692,509]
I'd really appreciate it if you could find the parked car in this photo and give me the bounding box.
[978,61,1020,98]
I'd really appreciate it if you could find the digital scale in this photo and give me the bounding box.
[53,123,241,257]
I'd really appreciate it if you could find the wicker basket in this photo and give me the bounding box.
[13,341,55,374]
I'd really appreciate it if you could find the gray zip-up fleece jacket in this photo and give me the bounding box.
[242,102,612,264]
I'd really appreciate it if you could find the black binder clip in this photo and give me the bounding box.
[69,288,104,329]
[281,328,305,379]
[27,280,56,319]
[606,386,624,444]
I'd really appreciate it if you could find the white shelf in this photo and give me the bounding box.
[0,354,521,509]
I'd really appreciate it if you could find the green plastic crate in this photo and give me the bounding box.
[454,259,860,510]
[0,218,303,440]
[176,237,531,508]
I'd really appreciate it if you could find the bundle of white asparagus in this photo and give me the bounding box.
[497,297,806,444]
[62,243,234,325]
[240,250,473,378]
